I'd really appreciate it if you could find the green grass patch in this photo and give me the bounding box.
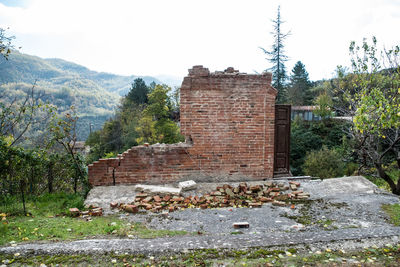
[0,215,126,245]
[0,192,84,216]
[0,193,187,246]
[382,203,400,226]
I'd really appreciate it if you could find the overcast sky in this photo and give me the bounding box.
[1,0,399,82]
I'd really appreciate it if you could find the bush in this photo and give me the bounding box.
[290,118,351,176]
[303,146,345,178]
[344,162,359,176]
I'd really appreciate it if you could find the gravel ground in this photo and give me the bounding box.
[1,176,400,256]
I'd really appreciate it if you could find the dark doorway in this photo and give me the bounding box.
[274,105,291,177]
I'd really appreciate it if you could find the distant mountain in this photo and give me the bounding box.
[44,57,163,96]
[0,51,164,140]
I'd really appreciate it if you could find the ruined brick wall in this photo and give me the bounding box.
[181,66,277,178]
[88,66,277,186]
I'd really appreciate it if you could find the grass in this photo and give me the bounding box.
[0,193,187,246]
[382,203,400,226]
[2,244,400,266]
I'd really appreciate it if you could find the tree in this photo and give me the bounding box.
[287,61,313,105]
[49,107,88,194]
[260,6,290,103]
[338,37,400,194]
[0,27,14,60]
[125,78,149,105]
[313,92,333,119]
[136,84,183,144]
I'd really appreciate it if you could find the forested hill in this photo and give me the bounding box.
[0,51,162,96]
[0,51,162,140]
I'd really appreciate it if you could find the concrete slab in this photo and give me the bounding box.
[302,176,380,198]
[84,185,137,209]
[3,176,400,257]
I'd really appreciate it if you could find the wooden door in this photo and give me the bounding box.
[274,105,291,176]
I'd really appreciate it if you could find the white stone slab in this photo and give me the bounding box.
[178,180,197,191]
[134,184,181,196]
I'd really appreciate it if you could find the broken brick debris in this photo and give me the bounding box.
[112,180,310,214]
[69,206,103,218]
[69,208,80,217]
[110,202,118,209]
[233,222,250,229]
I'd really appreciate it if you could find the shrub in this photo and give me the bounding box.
[303,146,345,178]
[344,162,359,176]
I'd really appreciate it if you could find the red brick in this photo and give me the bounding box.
[88,66,277,186]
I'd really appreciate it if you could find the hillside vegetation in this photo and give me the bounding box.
[0,51,161,140]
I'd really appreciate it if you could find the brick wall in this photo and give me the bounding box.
[88,66,277,186]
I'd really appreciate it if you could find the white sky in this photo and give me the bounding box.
[1,0,399,82]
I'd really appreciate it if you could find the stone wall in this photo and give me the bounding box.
[88,66,277,186]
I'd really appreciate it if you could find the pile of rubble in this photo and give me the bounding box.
[116,181,310,214]
[69,205,103,218]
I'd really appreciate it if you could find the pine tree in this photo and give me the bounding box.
[261,6,290,103]
[287,61,313,105]
[126,78,149,105]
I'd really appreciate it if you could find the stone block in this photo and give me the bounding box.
[178,180,197,191]
[135,184,181,196]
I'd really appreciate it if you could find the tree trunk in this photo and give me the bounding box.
[19,179,26,215]
[48,161,54,193]
[375,163,398,194]
[29,167,34,194]
[74,167,78,194]
[395,155,400,195]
